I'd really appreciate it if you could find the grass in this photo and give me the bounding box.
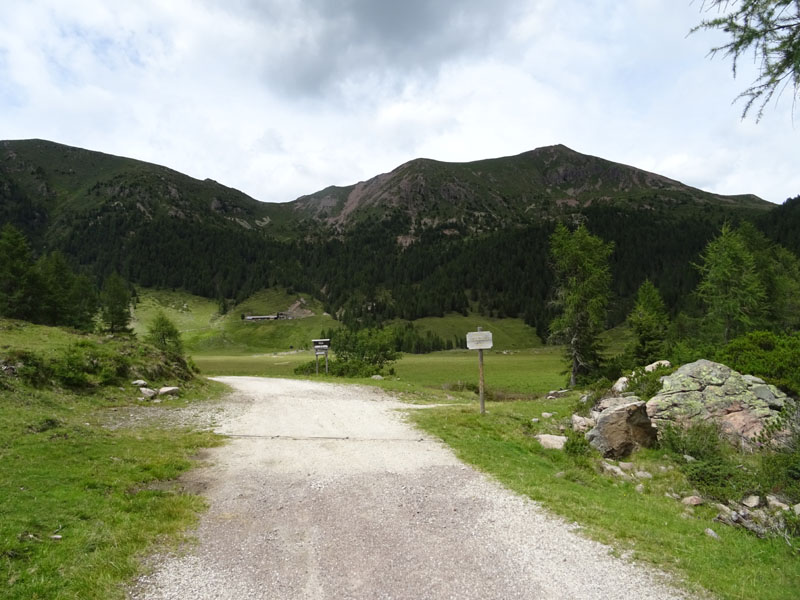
[406,313,541,350]
[0,320,227,600]
[132,287,337,355]
[191,330,800,599]
[407,393,800,600]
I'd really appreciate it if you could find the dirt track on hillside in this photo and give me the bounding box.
[128,377,693,600]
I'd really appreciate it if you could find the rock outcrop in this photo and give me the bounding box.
[645,359,790,446]
[586,401,657,458]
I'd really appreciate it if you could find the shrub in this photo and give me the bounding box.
[145,311,184,358]
[626,364,675,400]
[564,430,591,457]
[716,330,800,396]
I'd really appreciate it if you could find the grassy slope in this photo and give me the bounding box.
[132,287,337,355]
[0,319,226,600]
[409,313,541,349]
[410,401,799,600]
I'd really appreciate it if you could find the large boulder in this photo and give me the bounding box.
[586,401,657,458]
[646,359,790,446]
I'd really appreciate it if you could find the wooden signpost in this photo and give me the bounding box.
[466,327,492,414]
[312,338,330,375]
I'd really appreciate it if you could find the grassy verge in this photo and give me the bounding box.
[0,320,227,600]
[409,398,800,600]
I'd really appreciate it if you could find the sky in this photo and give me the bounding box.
[1,0,797,205]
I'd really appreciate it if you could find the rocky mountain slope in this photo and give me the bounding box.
[289,144,771,234]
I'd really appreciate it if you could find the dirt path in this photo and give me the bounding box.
[129,377,694,600]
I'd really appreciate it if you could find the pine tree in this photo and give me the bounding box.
[0,224,36,320]
[100,272,131,333]
[549,223,614,386]
[695,224,766,343]
[627,279,669,365]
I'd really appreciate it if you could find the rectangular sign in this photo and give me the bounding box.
[466,331,493,350]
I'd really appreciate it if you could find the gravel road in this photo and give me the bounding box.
[128,377,695,600]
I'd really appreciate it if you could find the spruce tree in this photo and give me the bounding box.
[549,223,613,386]
[100,272,131,333]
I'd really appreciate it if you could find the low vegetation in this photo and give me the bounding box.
[0,319,225,600]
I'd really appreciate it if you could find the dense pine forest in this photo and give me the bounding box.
[1,139,798,342]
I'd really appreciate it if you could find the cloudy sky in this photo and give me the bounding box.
[1,1,797,204]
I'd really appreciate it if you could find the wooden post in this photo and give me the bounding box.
[477,327,486,414]
[315,354,319,375]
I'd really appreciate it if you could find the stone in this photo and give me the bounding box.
[742,495,761,509]
[370,375,384,380]
[530,418,540,424]
[766,495,790,511]
[682,495,704,506]
[635,471,653,479]
[793,503,800,516]
[535,434,567,450]
[635,484,645,494]
[131,379,148,387]
[600,462,630,479]
[704,528,721,540]
[571,414,595,433]
[596,396,639,412]
[158,386,180,396]
[585,402,657,459]
[645,359,792,447]
[683,454,696,463]
[644,360,671,373]
[618,461,634,471]
[541,412,554,419]
[140,387,157,399]
[611,376,629,394]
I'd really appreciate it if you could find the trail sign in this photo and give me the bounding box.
[466,330,493,350]
[467,328,492,414]
[312,338,330,374]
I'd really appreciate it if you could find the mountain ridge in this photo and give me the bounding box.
[288,143,770,234]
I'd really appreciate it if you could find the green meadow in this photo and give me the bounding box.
[129,289,800,600]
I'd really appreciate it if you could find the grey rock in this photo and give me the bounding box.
[140,387,157,399]
[530,418,540,424]
[611,376,629,394]
[683,454,696,463]
[158,386,180,396]
[682,496,704,506]
[793,503,800,516]
[596,396,639,412]
[370,375,384,380]
[704,528,720,540]
[131,379,148,387]
[571,414,595,433]
[535,434,567,450]
[635,484,645,494]
[541,412,555,419]
[635,471,653,479]
[644,360,671,373]
[766,495,789,511]
[646,359,792,447]
[742,495,761,509]
[618,461,634,471]
[600,462,630,479]
[586,402,657,459]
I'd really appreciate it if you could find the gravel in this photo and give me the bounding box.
[127,377,697,600]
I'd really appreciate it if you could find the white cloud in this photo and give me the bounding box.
[0,0,796,204]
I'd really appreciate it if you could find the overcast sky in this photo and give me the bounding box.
[1,1,797,204]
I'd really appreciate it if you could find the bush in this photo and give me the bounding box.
[716,330,800,396]
[564,430,591,457]
[145,311,184,358]
[626,364,675,400]
[296,327,399,378]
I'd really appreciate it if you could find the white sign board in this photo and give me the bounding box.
[466,331,493,350]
